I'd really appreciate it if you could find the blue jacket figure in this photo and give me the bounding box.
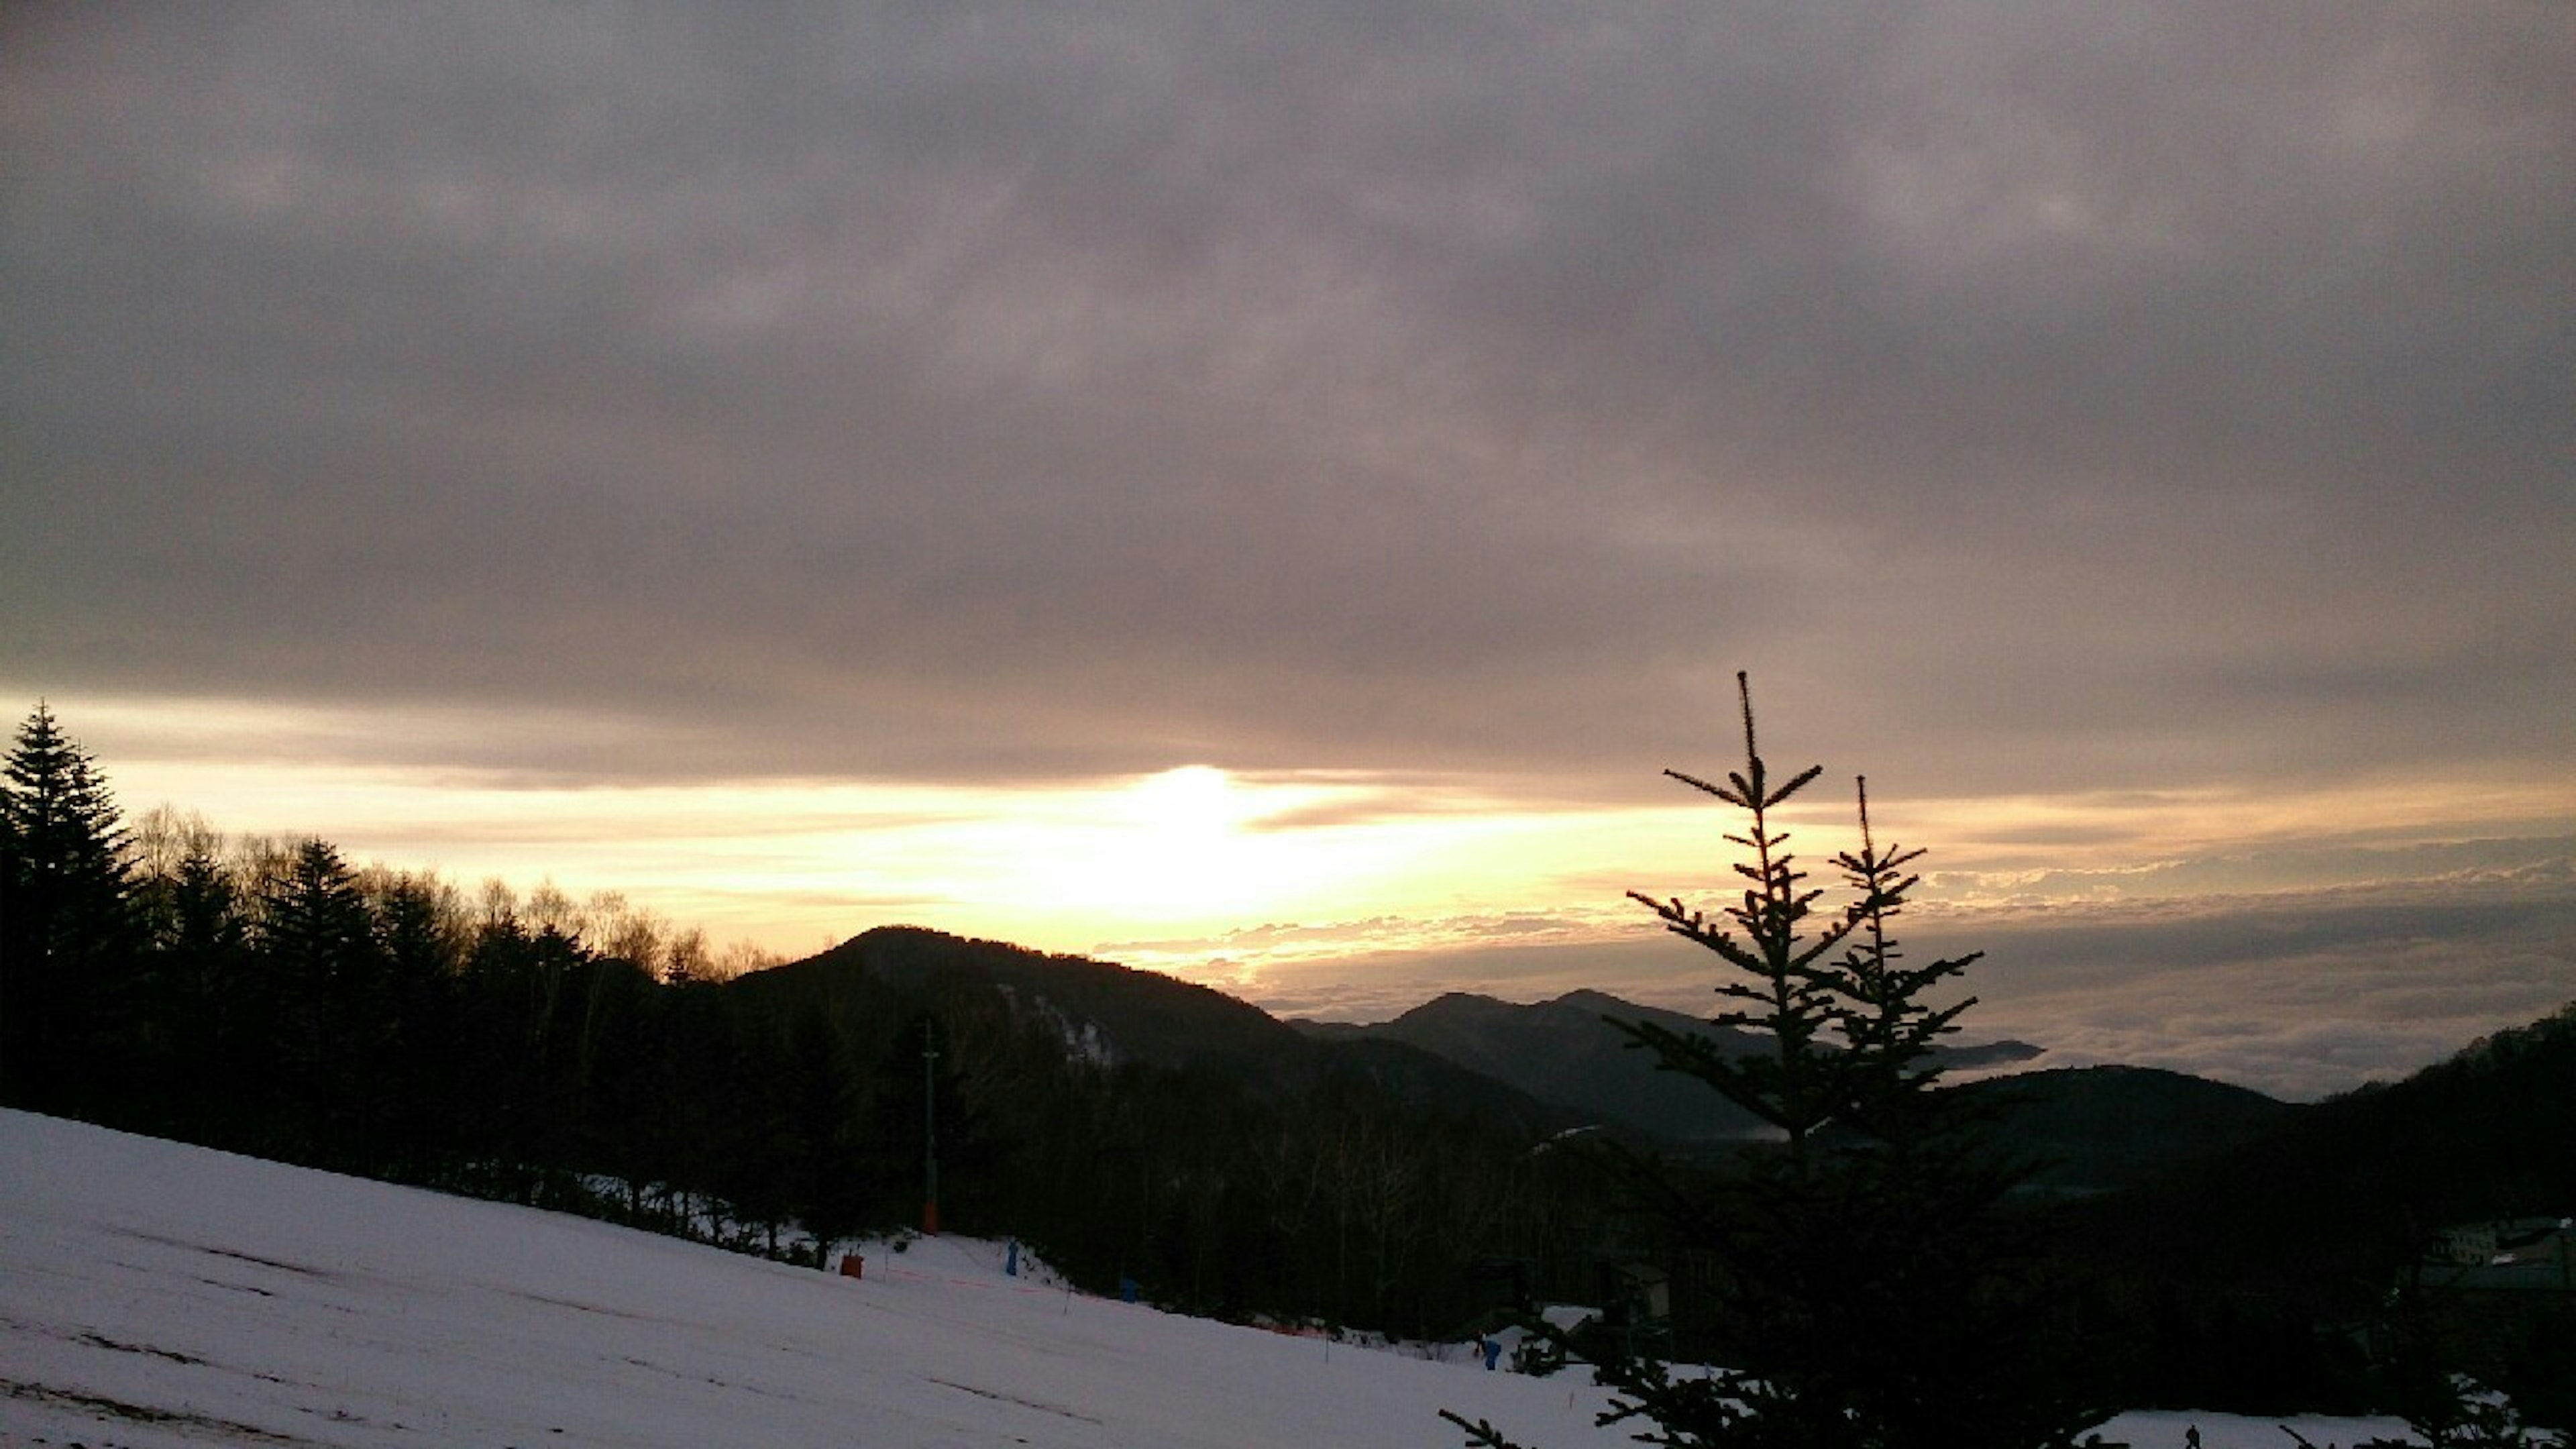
[1005,1238,1020,1277]
[1480,1335,1501,1371]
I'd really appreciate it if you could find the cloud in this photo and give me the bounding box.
[3,3,2568,800]
[6,6,2565,1126]
[1203,860,2576,1101]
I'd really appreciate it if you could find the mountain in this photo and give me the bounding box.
[2051,1000,2576,1417]
[746,934,2332,1206]
[1952,1065,2295,1196]
[1294,990,1772,1141]
[770,935,2301,1191]
[1295,989,2045,1144]
[741,931,2570,1338]
[754,925,1303,1073]
[742,926,1591,1137]
[2069,999,2576,1297]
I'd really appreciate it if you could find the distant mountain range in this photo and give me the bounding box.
[1293,989,2045,1145]
[742,926,1596,1138]
[755,928,2300,1194]
[749,928,2575,1417]
[758,927,2574,1221]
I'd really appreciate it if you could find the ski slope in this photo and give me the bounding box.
[1,1110,2406,1448]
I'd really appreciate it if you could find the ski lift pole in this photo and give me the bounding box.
[922,1019,941,1235]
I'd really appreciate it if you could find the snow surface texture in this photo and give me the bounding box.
[1,1110,2408,1448]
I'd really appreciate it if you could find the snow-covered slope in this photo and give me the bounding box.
[1,1110,2405,1448]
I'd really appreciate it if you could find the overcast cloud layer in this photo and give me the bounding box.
[8,3,2569,794]
[5,7,2571,1091]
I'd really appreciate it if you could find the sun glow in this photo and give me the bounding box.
[40,692,2575,997]
[1127,765,1240,838]
[68,697,1591,954]
[1019,767,1373,924]
[1087,766,1260,903]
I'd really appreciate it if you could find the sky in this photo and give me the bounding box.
[5,4,2571,1099]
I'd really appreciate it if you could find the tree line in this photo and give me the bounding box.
[0,702,1618,1342]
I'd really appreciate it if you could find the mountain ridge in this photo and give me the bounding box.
[747,928,2269,1192]
[739,925,1595,1138]
[1291,985,2047,1144]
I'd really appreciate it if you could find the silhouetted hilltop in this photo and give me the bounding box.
[1953,1064,2294,1196]
[745,926,1589,1136]
[1295,989,1775,1140]
[1295,987,2043,1144]
[760,925,1302,1071]
[2070,999,2576,1299]
[2051,1000,2576,1416]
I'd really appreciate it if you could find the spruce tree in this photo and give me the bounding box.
[159,843,252,1142]
[0,703,140,1114]
[1447,676,2102,1449]
[368,872,466,1176]
[253,838,383,1161]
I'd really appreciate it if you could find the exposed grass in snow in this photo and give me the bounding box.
[1,1110,2411,1448]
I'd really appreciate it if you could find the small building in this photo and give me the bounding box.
[2407,1216,2574,1389]
[1599,1258,1671,1326]
[2420,1217,2575,1294]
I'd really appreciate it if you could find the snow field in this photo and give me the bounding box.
[0,1110,2410,1448]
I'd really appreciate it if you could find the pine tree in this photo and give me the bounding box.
[454,912,595,1180]
[0,703,140,1114]
[158,843,253,1142]
[368,871,466,1176]
[1448,676,2103,1449]
[252,838,384,1161]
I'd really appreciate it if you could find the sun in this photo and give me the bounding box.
[1078,766,1267,915]
[1000,765,1342,928]
[1122,765,1239,841]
